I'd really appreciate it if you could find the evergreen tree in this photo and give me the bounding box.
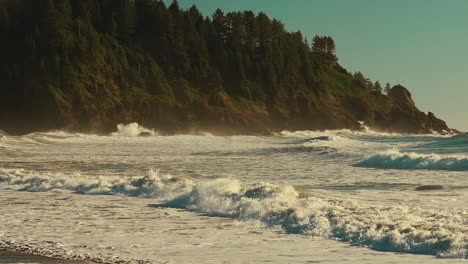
[256,12,272,48]
[374,81,382,94]
[212,8,226,41]
[325,36,336,55]
[353,72,366,87]
[243,10,258,51]
[385,82,392,94]
[312,35,322,53]
[226,12,246,49]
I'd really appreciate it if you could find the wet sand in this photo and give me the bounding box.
[0,250,94,264]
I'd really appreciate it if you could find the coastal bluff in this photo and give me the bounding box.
[0,82,455,135]
[0,0,456,135]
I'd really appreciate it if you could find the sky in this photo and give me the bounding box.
[165,0,468,131]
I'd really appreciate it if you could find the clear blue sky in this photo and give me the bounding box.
[165,0,468,131]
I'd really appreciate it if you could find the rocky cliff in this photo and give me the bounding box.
[0,0,456,136]
[0,81,454,136]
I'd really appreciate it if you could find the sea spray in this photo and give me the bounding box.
[111,123,156,137]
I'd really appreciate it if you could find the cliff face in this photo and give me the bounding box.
[362,86,453,134]
[0,82,453,136]
[0,1,456,135]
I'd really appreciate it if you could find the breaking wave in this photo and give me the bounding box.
[111,122,156,137]
[0,168,466,258]
[355,149,468,171]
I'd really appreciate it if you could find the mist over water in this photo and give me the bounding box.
[0,123,466,261]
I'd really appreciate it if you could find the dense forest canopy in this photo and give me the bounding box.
[0,0,450,134]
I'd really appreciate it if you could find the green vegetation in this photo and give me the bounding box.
[0,0,448,134]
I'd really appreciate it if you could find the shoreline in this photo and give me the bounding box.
[0,126,462,138]
[0,250,95,263]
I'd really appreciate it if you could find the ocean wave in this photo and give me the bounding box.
[0,168,466,258]
[279,130,444,154]
[355,149,468,171]
[278,126,450,140]
[302,135,357,149]
[111,123,156,137]
[0,123,159,144]
[279,123,459,153]
[410,134,468,154]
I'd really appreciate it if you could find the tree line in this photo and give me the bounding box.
[0,0,392,127]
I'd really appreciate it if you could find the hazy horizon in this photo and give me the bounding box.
[167,0,468,131]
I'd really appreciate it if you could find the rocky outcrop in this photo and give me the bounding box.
[385,86,454,134]
[388,85,415,107]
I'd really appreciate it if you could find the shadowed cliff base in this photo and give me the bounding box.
[0,1,457,136]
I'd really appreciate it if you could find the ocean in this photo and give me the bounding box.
[0,123,466,263]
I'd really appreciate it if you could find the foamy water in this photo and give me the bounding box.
[0,124,466,263]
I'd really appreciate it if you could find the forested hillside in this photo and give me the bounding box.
[0,0,454,134]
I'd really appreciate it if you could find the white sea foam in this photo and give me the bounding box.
[278,127,447,140]
[356,149,468,171]
[301,135,357,149]
[111,122,156,137]
[0,168,466,258]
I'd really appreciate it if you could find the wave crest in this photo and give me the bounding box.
[355,149,468,171]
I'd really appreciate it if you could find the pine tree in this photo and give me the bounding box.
[212,8,226,41]
[312,35,321,53]
[325,36,336,55]
[385,82,392,94]
[243,10,258,52]
[256,12,272,49]
[226,12,246,49]
[374,81,382,94]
